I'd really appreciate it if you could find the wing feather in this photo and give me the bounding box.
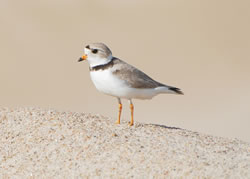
[111,58,166,89]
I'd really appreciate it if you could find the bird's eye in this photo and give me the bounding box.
[85,45,90,49]
[92,49,98,54]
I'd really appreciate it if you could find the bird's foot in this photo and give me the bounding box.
[128,121,134,126]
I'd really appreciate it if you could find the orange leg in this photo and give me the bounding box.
[129,100,134,126]
[115,98,122,124]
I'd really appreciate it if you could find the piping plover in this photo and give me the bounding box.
[78,43,183,126]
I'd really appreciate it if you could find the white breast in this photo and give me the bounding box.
[90,70,128,97]
[89,69,160,100]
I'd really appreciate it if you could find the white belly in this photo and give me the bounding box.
[90,70,159,99]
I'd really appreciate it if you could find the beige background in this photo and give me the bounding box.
[0,0,249,142]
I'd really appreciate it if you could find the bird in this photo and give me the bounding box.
[78,43,183,126]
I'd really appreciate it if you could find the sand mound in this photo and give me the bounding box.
[0,107,249,178]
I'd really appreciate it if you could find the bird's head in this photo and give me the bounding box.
[78,43,113,67]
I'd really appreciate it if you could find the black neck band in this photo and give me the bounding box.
[89,57,116,71]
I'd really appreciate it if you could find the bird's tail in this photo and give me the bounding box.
[156,86,184,95]
[168,86,184,95]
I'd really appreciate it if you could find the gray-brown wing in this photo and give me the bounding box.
[111,58,166,89]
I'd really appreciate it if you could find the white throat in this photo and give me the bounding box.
[87,55,113,68]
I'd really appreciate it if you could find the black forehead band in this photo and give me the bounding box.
[85,45,106,53]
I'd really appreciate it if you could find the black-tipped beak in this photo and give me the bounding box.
[78,55,87,62]
[78,58,83,62]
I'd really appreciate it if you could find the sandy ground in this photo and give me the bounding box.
[0,107,249,178]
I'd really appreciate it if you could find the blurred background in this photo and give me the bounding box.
[0,0,249,142]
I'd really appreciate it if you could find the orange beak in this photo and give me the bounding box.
[78,55,87,62]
